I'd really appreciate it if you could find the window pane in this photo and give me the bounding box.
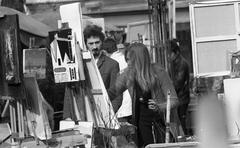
[194,4,236,37]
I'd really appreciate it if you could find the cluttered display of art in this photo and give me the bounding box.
[0,2,120,148]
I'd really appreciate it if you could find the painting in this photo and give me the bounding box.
[23,48,47,79]
[49,29,80,83]
[0,14,21,84]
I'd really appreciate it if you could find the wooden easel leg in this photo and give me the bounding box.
[17,100,24,138]
[9,102,16,143]
[1,100,9,117]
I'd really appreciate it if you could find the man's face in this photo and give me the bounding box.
[86,36,102,58]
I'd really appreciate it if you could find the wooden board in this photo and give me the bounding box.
[5,130,87,148]
[145,142,198,148]
[224,78,240,140]
[77,121,94,148]
[24,77,52,140]
[59,2,85,50]
[84,52,120,129]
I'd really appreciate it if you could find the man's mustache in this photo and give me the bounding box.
[91,48,98,52]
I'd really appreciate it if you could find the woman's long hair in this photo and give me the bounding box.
[127,43,156,91]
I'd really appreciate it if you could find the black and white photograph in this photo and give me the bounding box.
[1,0,240,148]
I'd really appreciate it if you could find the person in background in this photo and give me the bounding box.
[170,39,190,135]
[102,38,132,121]
[108,43,179,147]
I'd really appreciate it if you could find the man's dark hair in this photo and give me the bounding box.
[83,25,105,44]
[123,42,130,48]
[102,38,117,54]
[170,39,180,54]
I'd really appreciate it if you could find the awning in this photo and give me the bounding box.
[30,10,121,32]
[0,6,54,37]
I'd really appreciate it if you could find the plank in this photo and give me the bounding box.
[84,52,120,129]
[19,130,87,148]
[23,77,52,140]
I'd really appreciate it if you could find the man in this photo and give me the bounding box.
[63,25,121,122]
[83,25,123,148]
[170,39,190,135]
[83,25,121,112]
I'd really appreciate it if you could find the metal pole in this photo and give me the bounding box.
[148,0,155,63]
[165,90,171,143]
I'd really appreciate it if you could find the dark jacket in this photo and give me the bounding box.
[97,54,122,112]
[97,54,119,92]
[108,64,183,138]
[171,55,190,105]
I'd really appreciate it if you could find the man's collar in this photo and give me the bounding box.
[97,53,106,68]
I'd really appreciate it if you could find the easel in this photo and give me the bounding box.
[48,3,121,148]
[54,2,120,129]
[0,14,25,145]
[0,14,88,148]
[1,95,24,143]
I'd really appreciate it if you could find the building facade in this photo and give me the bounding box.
[25,0,192,71]
[24,0,195,133]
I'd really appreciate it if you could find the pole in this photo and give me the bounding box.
[165,90,171,143]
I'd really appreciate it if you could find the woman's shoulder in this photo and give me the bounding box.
[121,67,131,76]
[151,63,171,80]
[118,67,134,82]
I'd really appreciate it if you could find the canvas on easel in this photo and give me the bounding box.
[0,14,25,140]
[49,29,80,83]
[23,48,47,79]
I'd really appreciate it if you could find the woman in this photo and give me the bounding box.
[109,43,180,147]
